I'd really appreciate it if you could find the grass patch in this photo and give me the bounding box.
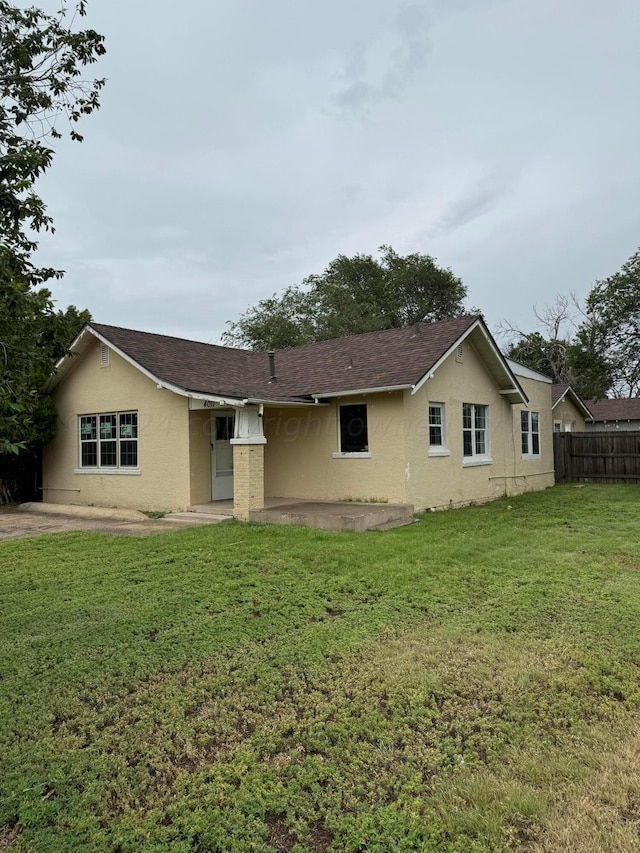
[1,484,640,851]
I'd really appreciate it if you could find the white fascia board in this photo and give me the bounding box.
[411,319,528,404]
[552,388,592,420]
[505,358,553,383]
[246,398,328,407]
[572,394,593,420]
[55,324,91,369]
[411,318,483,395]
[551,389,569,409]
[577,401,594,419]
[44,324,93,391]
[188,394,246,407]
[311,384,412,401]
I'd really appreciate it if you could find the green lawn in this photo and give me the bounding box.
[2,485,640,852]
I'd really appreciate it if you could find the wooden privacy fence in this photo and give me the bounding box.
[554,431,640,484]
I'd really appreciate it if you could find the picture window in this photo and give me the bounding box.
[338,404,368,454]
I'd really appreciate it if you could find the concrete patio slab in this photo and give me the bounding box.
[190,497,414,531]
[0,503,230,541]
[249,501,414,532]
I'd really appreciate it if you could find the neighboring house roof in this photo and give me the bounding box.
[551,384,593,420]
[586,397,640,423]
[47,314,528,405]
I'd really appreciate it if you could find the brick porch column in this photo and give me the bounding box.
[231,406,266,521]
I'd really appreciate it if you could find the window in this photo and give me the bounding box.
[215,416,234,441]
[338,404,369,455]
[521,411,540,457]
[553,421,561,433]
[79,412,138,469]
[463,403,489,461]
[428,403,448,455]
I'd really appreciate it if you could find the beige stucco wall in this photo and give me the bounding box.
[553,398,586,432]
[404,339,508,511]
[511,376,555,492]
[43,339,192,511]
[263,341,554,511]
[189,410,212,505]
[263,393,407,503]
[403,341,554,511]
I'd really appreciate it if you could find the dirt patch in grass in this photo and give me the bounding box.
[532,728,640,853]
[0,825,19,850]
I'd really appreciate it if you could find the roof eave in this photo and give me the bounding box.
[45,325,250,405]
[245,396,325,407]
[43,323,94,392]
[311,384,413,401]
[412,318,528,405]
[553,387,593,420]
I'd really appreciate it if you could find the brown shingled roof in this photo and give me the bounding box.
[89,315,482,402]
[586,397,640,422]
[91,324,262,399]
[551,383,570,406]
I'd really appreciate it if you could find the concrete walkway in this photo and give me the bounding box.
[0,503,230,541]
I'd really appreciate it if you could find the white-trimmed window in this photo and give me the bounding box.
[553,421,562,433]
[79,412,138,469]
[428,403,448,455]
[337,404,369,456]
[521,411,540,457]
[463,403,490,462]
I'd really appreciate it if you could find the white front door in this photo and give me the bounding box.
[211,414,234,500]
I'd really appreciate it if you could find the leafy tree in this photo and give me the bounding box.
[500,294,611,400]
[224,245,468,349]
[1,1,104,489]
[0,274,90,454]
[1,1,105,258]
[505,332,573,383]
[582,248,640,397]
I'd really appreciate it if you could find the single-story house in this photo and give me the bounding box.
[551,384,592,432]
[585,397,640,431]
[43,315,555,519]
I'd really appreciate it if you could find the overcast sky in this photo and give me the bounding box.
[36,0,640,346]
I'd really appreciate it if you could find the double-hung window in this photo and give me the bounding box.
[462,403,489,462]
[79,412,138,470]
[521,411,540,457]
[428,403,448,455]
